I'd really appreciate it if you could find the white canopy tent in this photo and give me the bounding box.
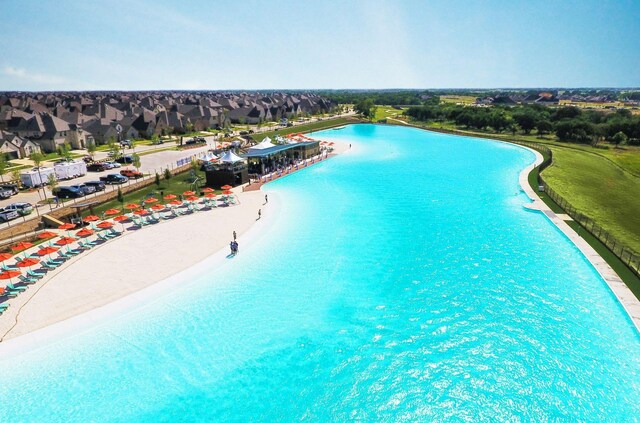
[218,150,246,163]
[248,137,275,152]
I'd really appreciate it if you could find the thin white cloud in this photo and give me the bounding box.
[3,66,66,85]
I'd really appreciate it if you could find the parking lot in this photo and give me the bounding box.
[0,138,216,231]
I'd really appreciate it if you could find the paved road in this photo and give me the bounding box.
[0,139,216,231]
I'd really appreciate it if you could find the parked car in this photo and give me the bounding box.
[0,189,12,199]
[0,207,20,222]
[88,162,108,172]
[104,161,121,169]
[120,139,133,148]
[99,174,129,184]
[82,155,94,163]
[70,184,96,195]
[120,169,143,179]
[54,186,85,199]
[4,202,33,216]
[115,155,134,164]
[0,184,19,196]
[84,181,106,192]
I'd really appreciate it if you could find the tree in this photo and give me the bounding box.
[155,172,161,187]
[107,137,120,158]
[116,187,124,206]
[354,99,376,120]
[513,110,537,134]
[612,131,628,147]
[86,139,97,158]
[30,151,47,199]
[164,167,172,180]
[131,153,141,170]
[536,120,553,137]
[11,169,21,188]
[30,151,45,168]
[0,153,7,182]
[56,141,73,160]
[46,173,59,200]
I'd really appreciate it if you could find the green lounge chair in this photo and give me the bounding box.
[6,283,27,292]
[27,270,44,279]
[18,275,38,284]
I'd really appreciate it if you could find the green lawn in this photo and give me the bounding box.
[79,171,216,218]
[542,147,640,256]
[374,106,408,122]
[250,117,353,142]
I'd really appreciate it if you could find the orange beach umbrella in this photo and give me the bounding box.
[124,203,140,210]
[222,190,233,195]
[133,209,149,216]
[202,187,215,193]
[0,253,14,262]
[168,200,183,206]
[37,246,59,256]
[37,231,57,239]
[104,208,121,216]
[163,194,177,200]
[16,258,39,268]
[185,196,199,202]
[220,185,232,190]
[58,223,76,230]
[96,221,114,229]
[150,204,165,211]
[11,242,34,252]
[76,228,94,238]
[144,197,159,204]
[56,237,77,246]
[0,270,21,281]
[83,215,100,222]
[183,191,196,196]
[204,193,217,199]
[113,215,130,222]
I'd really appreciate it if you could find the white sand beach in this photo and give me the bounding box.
[0,141,349,344]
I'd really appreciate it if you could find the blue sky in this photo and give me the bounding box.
[1,0,639,90]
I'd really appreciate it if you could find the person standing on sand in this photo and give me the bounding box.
[265,194,268,204]
[233,230,237,241]
[258,209,261,220]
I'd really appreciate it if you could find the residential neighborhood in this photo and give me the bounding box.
[0,92,336,156]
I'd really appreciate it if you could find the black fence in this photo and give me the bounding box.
[509,140,640,278]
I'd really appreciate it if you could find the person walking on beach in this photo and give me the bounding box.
[233,230,237,241]
[258,209,262,220]
[265,194,268,204]
[229,241,235,255]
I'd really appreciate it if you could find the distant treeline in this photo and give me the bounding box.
[317,89,640,105]
[405,104,640,145]
[318,90,432,106]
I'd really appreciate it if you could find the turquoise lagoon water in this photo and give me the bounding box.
[0,124,639,421]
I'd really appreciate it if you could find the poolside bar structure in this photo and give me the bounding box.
[204,150,249,188]
[245,141,320,174]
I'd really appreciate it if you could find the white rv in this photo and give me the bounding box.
[54,160,88,180]
[20,167,56,188]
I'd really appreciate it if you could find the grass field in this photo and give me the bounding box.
[76,171,216,218]
[250,117,353,142]
[374,106,408,121]
[541,147,640,256]
[440,95,478,105]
